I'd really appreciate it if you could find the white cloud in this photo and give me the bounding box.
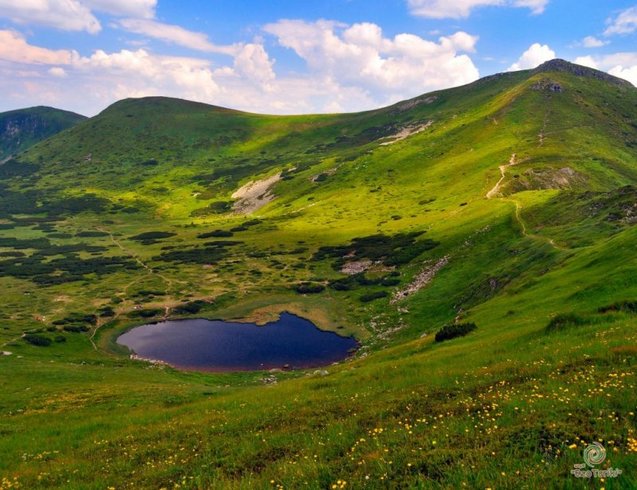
[0,0,101,33]
[0,22,480,116]
[0,0,156,34]
[604,7,637,36]
[406,0,548,19]
[48,66,68,77]
[0,30,78,64]
[573,55,597,69]
[574,52,637,87]
[608,65,637,86]
[508,43,555,71]
[84,0,155,18]
[233,43,276,86]
[581,36,607,48]
[117,18,238,54]
[264,20,479,97]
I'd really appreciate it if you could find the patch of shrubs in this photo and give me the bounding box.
[53,313,97,326]
[190,201,233,216]
[435,323,477,342]
[545,313,587,332]
[62,325,90,333]
[360,291,388,303]
[128,308,163,319]
[158,241,240,265]
[23,333,51,346]
[129,231,176,242]
[329,273,400,291]
[98,306,116,318]
[76,231,109,237]
[295,283,325,294]
[314,232,438,269]
[598,301,637,314]
[173,300,208,315]
[198,230,234,238]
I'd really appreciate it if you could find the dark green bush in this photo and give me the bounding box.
[198,230,234,238]
[546,313,587,332]
[129,231,176,241]
[54,335,66,343]
[63,325,90,333]
[598,301,637,314]
[295,283,325,294]
[360,291,389,303]
[23,334,51,346]
[435,323,477,342]
[128,308,163,319]
[173,300,207,315]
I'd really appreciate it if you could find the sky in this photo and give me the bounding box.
[1,1,637,116]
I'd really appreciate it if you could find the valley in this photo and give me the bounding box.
[0,60,636,488]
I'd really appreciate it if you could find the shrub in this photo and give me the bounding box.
[295,283,325,294]
[598,301,637,314]
[173,300,207,315]
[198,230,234,238]
[546,313,587,332]
[435,323,477,342]
[23,334,52,346]
[99,306,115,317]
[129,231,176,242]
[381,277,401,287]
[54,335,66,343]
[128,308,163,319]
[63,325,90,333]
[360,291,389,303]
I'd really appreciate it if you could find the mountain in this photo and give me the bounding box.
[0,106,86,160]
[1,60,637,488]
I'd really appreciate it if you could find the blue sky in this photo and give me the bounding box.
[1,0,636,115]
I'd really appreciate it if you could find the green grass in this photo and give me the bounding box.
[1,61,637,488]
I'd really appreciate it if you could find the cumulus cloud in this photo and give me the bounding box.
[0,0,157,34]
[508,43,555,71]
[0,0,101,33]
[0,21,481,116]
[264,20,479,97]
[581,36,608,48]
[406,0,548,19]
[604,7,637,36]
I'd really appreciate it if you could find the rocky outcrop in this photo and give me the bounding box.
[533,59,633,88]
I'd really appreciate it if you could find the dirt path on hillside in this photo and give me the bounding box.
[486,153,517,199]
[486,154,565,251]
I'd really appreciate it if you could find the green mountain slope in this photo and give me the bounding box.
[0,106,86,160]
[1,60,637,489]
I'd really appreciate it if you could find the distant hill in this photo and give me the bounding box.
[0,106,86,160]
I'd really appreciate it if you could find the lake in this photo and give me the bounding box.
[117,312,358,371]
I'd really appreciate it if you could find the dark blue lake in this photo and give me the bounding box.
[117,313,358,371]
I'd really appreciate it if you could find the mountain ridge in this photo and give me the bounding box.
[0,105,86,160]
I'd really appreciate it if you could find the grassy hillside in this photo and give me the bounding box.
[1,60,637,488]
[0,106,86,160]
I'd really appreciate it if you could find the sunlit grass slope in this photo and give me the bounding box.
[1,60,637,488]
